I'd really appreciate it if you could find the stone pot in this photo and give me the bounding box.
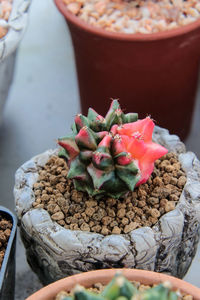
[27,269,200,300]
[14,126,200,285]
[0,0,31,125]
[54,0,200,141]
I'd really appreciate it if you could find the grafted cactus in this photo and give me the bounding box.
[58,100,167,198]
[57,273,178,300]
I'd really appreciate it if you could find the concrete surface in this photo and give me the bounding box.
[0,0,200,298]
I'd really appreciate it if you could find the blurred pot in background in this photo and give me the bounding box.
[54,0,200,140]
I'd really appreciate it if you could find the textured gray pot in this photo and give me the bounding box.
[0,0,31,125]
[14,126,200,285]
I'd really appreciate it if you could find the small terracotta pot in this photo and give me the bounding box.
[26,269,200,300]
[54,0,200,140]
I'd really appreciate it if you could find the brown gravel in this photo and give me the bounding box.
[55,280,193,300]
[0,215,12,270]
[0,0,12,39]
[62,0,200,34]
[33,152,186,235]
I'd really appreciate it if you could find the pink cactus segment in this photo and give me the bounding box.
[117,153,132,166]
[135,142,168,185]
[116,108,123,116]
[88,163,104,179]
[98,134,112,148]
[117,117,154,142]
[88,108,104,122]
[116,117,168,185]
[110,124,118,135]
[75,114,85,129]
[77,127,88,139]
[95,113,104,122]
[75,126,97,150]
[93,152,111,166]
[121,135,147,159]
[58,139,79,160]
[96,131,109,140]
[112,135,127,156]
[112,135,132,165]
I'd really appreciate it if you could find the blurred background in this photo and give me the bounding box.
[0,0,200,299]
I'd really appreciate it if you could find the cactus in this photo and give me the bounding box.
[58,100,168,198]
[57,273,178,300]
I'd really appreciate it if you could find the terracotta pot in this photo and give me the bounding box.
[14,126,200,285]
[54,0,200,141]
[26,269,200,300]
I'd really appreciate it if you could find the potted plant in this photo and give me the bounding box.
[26,269,200,300]
[54,0,200,140]
[0,206,17,300]
[0,0,31,125]
[14,100,200,285]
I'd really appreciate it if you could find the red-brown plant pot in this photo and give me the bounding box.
[26,269,200,300]
[54,0,200,141]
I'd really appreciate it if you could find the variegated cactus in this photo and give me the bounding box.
[57,273,178,300]
[58,100,168,198]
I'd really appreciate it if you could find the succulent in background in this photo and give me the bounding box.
[56,273,178,300]
[58,100,168,198]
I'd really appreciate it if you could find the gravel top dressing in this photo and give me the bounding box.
[0,0,12,38]
[63,0,200,34]
[33,152,186,236]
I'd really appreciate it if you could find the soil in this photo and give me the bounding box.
[33,152,187,236]
[0,215,12,270]
[55,281,193,300]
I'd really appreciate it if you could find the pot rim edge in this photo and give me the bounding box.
[54,0,200,42]
[26,268,200,300]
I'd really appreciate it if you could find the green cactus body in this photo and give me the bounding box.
[57,274,178,300]
[58,100,140,198]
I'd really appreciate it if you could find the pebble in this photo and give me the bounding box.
[112,226,121,234]
[165,201,176,213]
[177,176,187,188]
[80,223,90,231]
[124,222,139,233]
[51,211,64,221]
[117,208,126,218]
[85,207,96,217]
[47,203,60,214]
[150,208,160,218]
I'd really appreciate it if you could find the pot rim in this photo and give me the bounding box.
[54,0,200,42]
[26,268,200,300]
[0,206,17,290]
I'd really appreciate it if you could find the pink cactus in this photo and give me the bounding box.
[115,117,168,185]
